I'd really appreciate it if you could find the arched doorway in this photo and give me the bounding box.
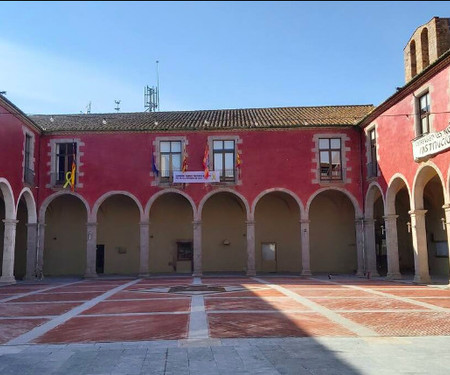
[148,192,194,273]
[43,194,87,276]
[96,194,141,275]
[201,192,247,273]
[309,189,357,274]
[254,191,301,273]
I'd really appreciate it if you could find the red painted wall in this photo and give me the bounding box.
[363,65,450,199]
[38,126,364,216]
[0,102,40,203]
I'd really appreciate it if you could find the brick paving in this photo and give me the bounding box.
[0,275,448,344]
[0,275,449,374]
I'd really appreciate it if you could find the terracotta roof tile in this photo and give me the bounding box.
[30,105,375,133]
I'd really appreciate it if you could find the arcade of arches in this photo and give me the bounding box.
[0,184,449,284]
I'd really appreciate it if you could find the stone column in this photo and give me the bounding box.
[25,223,38,280]
[84,222,98,278]
[246,220,256,276]
[300,219,311,276]
[0,219,19,283]
[193,220,202,276]
[36,223,46,278]
[364,219,379,277]
[409,209,431,284]
[384,214,401,279]
[441,204,450,285]
[355,218,365,276]
[139,221,150,277]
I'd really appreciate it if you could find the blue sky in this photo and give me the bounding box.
[1,1,449,115]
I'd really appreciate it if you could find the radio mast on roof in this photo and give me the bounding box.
[144,60,160,112]
[114,100,121,112]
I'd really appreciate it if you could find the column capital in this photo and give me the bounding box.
[139,220,150,226]
[409,209,428,216]
[300,219,310,224]
[442,204,450,211]
[364,218,376,225]
[2,219,19,225]
[86,222,98,227]
[383,214,399,221]
[25,222,38,228]
[355,217,364,225]
[245,220,255,226]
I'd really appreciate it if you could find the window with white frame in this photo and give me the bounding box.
[213,140,235,182]
[160,140,182,181]
[368,128,378,178]
[55,142,77,185]
[23,133,34,185]
[319,138,342,181]
[418,92,430,135]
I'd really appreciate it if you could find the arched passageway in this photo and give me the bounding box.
[44,194,87,276]
[254,192,301,273]
[202,192,247,273]
[309,190,357,274]
[97,195,140,275]
[149,193,194,273]
[14,197,28,279]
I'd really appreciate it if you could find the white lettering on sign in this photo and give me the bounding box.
[412,124,450,161]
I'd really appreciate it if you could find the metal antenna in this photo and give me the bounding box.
[144,60,160,112]
[114,100,121,112]
[86,101,92,114]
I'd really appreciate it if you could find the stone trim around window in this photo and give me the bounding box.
[412,84,434,138]
[311,133,351,185]
[46,138,84,189]
[22,127,36,186]
[207,135,243,186]
[365,123,379,180]
[151,136,188,187]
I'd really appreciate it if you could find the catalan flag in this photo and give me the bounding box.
[182,143,188,172]
[203,143,210,179]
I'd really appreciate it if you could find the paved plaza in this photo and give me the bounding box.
[0,275,449,374]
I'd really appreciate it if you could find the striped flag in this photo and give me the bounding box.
[203,143,210,179]
[182,143,188,172]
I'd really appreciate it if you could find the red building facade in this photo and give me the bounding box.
[1,17,450,284]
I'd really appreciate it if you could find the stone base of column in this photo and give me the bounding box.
[414,274,431,284]
[386,272,402,280]
[246,269,256,277]
[138,272,150,278]
[356,271,365,277]
[301,269,312,276]
[0,276,16,284]
[84,272,98,279]
[366,269,380,278]
[192,271,203,277]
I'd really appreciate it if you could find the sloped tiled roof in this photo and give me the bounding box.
[30,105,375,133]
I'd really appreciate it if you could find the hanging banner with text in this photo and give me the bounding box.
[412,124,450,161]
[173,171,220,184]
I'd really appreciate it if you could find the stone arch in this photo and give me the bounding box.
[146,189,196,273]
[41,192,89,276]
[412,162,447,210]
[145,188,197,219]
[39,191,91,223]
[307,187,360,274]
[199,188,249,273]
[252,188,303,273]
[251,188,305,219]
[386,174,412,215]
[364,182,385,219]
[198,188,250,221]
[0,178,15,220]
[306,187,362,218]
[17,188,37,224]
[92,191,144,222]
